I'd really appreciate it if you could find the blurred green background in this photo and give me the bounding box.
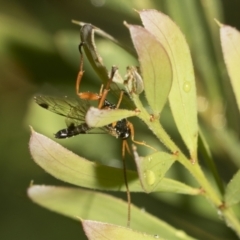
[1,1,240,239]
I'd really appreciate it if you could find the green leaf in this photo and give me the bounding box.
[126,23,172,117]
[198,130,224,195]
[215,128,240,168]
[82,220,164,240]
[29,128,199,195]
[133,149,176,193]
[29,128,140,191]
[224,170,240,207]
[219,23,240,113]
[139,9,198,161]
[28,185,196,240]
[165,2,223,105]
[85,107,138,128]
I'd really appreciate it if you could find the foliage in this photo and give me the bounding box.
[27,8,240,240]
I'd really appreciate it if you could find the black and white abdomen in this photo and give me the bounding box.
[55,123,89,138]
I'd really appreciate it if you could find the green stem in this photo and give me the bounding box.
[156,120,240,236]
[132,94,240,236]
[149,119,221,205]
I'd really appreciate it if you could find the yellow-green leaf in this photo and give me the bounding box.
[126,23,172,117]
[224,170,240,207]
[139,9,198,161]
[82,220,164,240]
[28,185,196,240]
[133,149,176,193]
[219,23,240,113]
[29,128,140,191]
[29,128,199,195]
[85,107,138,128]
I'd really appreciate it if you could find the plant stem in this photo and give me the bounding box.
[132,94,240,236]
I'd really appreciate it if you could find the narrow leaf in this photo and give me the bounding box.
[224,170,240,207]
[198,130,224,195]
[133,148,176,193]
[28,185,196,240]
[82,220,164,240]
[219,23,240,112]
[139,10,198,161]
[152,178,199,195]
[29,128,199,195]
[126,24,172,117]
[29,128,140,191]
[165,1,223,104]
[216,128,240,168]
[86,107,138,128]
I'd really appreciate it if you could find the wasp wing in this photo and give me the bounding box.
[34,95,107,135]
[34,95,91,126]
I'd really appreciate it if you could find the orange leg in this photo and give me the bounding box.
[127,121,157,152]
[97,66,118,109]
[116,91,124,109]
[76,43,101,101]
[76,43,118,109]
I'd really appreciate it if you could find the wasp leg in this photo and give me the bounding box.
[127,121,157,152]
[76,43,101,101]
[116,91,124,109]
[97,66,118,109]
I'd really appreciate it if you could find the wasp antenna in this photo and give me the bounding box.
[122,140,131,227]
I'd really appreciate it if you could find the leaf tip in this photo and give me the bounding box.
[123,21,129,29]
[29,125,34,133]
[132,8,139,14]
[29,180,34,187]
[76,216,83,222]
[214,18,223,28]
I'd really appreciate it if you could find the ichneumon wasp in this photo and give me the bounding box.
[34,41,155,227]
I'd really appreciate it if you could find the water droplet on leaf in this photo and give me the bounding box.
[145,170,155,186]
[183,81,191,93]
[140,207,146,213]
